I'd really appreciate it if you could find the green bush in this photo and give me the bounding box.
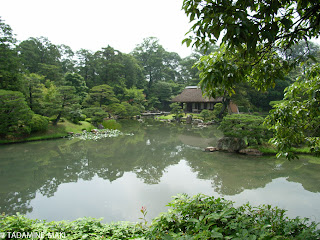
[1,195,319,239]
[28,114,49,133]
[200,109,216,121]
[0,214,143,240]
[69,109,86,124]
[82,107,109,124]
[0,90,33,137]
[147,194,320,239]
[170,102,183,115]
[107,102,141,119]
[212,102,227,119]
[102,119,121,130]
[219,114,272,145]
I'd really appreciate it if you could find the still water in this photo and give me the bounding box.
[0,120,319,223]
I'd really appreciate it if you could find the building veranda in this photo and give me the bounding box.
[172,86,238,113]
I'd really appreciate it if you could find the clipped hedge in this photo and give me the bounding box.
[219,114,272,145]
[28,114,49,133]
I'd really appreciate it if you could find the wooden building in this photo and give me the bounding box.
[172,86,239,113]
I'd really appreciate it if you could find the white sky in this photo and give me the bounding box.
[2,0,320,58]
[1,0,194,57]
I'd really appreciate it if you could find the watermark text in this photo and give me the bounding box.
[0,232,66,239]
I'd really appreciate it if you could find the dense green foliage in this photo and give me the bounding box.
[200,109,215,121]
[265,64,320,159]
[0,90,33,137]
[0,18,194,139]
[0,214,144,240]
[219,114,272,146]
[182,0,320,62]
[28,114,49,133]
[1,194,319,239]
[148,194,320,239]
[0,17,20,91]
[182,0,320,158]
[1,10,320,159]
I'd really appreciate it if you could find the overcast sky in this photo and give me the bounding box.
[1,0,194,57]
[2,0,320,58]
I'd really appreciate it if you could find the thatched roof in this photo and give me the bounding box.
[172,87,223,103]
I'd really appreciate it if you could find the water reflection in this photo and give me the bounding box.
[0,120,319,222]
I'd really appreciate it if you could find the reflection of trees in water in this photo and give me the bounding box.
[0,191,35,215]
[0,121,183,214]
[184,149,320,195]
[0,120,319,215]
[282,159,320,193]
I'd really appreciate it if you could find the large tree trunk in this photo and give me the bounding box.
[52,111,62,125]
[218,98,230,119]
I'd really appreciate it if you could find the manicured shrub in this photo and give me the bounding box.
[200,109,215,121]
[219,114,272,145]
[82,107,109,124]
[28,114,49,132]
[102,119,121,130]
[107,102,141,119]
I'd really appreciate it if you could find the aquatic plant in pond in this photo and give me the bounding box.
[138,206,148,229]
[68,129,134,141]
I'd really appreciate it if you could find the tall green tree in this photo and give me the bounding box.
[150,81,173,110]
[180,45,219,86]
[52,86,80,125]
[0,17,20,91]
[64,72,88,103]
[0,90,33,137]
[182,0,320,94]
[84,84,118,108]
[183,0,320,62]
[94,46,125,87]
[182,0,320,158]
[21,73,44,112]
[132,37,164,91]
[122,54,146,89]
[132,37,182,95]
[17,37,63,82]
[58,44,76,73]
[265,63,320,159]
[76,49,97,88]
[124,87,146,106]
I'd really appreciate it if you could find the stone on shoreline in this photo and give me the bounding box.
[91,129,99,134]
[204,146,219,152]
[217,137,247,152]
[239,148,263,156]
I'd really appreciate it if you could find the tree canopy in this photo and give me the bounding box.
[183,0,320,59]
[182,0,320,158]
[0,17,20,91]
[182,0,320,93]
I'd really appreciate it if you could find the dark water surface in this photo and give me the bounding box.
[0,120,319,223]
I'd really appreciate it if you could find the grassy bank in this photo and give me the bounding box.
[253,143,313,156]
[0,120,94,144]
[156,113,204,121]
[1,194,319,239]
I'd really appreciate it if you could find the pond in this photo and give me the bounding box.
[0,119,320,224]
